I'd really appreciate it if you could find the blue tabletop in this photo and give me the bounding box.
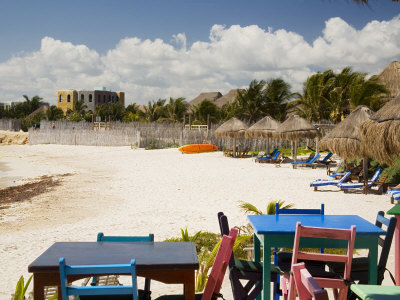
[248,215,385,236]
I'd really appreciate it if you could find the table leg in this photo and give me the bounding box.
[33,274,45,300]
[395,216,400,286]
[368,239,379,285]
[254,234,261,300]
[183,270,195,300]
[262,239,271,300]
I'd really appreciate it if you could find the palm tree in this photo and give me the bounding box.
[73,99,87,117]
[236,79,267,123]
[264,78,292,121]
[23,95,43,115]
[143,99,166,122]
[46,105,64,121]
[349,75,388,111]
[165,97,189,122]
[239,200,294,215]
[193,100,220,123]
[290,70,334,122]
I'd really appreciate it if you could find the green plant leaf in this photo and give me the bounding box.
[239,202,263,215]
[23,275,33,298]
[14,276,24,300]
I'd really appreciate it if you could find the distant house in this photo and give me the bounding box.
[377,61,400,103]
[214,89,244,107]
[57,87,125,114]
[0,100,25,110]
[189,92,222,107]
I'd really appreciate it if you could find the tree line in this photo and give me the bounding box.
[0,66,388,130]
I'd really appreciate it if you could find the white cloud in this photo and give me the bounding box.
[0,15,399,105]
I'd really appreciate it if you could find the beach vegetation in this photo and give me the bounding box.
[239,200,294,215]
[12,275,32,300]
[192,100,220,124]
[165,229,250,292]
[371,157,400,184]
[145,138,158,150]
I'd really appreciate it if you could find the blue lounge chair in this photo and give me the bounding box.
[339,168,382,193]
[310,171,351,191]
[59,257,138,300]
[317,152,333,165]
[256,150,280,163]
[255,148,278,162]
[291,153,320,169]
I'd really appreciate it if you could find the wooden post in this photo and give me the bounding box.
[207,114,210,134]
[189,114,192,130]
[316,137,319,154]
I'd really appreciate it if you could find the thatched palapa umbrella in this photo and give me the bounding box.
[320,105,374,179]
[215,117,248,157]
[275,115,321,160]
[360,95,400,165]
[245,115,280,154]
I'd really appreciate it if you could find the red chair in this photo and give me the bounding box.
[155,227,238,300]
[282,222,356,300]
[292,263,329,300]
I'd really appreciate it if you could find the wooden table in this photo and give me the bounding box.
[387,204,400,286]
[248,214,385,300]
[28,241,199,300]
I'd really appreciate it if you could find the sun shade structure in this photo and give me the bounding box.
[274,115,321,160]
[320,105,374,160]
[360,95,400,165]
[215,117,249,157]
[245,116,280,154]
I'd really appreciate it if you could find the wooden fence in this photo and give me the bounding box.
[0,119,21,131]
[28,120,326,151]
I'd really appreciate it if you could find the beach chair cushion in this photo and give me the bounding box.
[291,153,320,165]
[318,152,333,163]
[310,171,351,187]
[339,168,382,189]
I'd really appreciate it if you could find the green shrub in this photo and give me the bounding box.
[145,138,158,150]
[381,156,400,184]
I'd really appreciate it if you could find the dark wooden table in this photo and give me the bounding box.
[28,241,199,300]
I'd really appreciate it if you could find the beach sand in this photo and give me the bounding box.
[0,144,395,299]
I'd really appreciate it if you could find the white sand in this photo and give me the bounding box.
[0,145,395,299]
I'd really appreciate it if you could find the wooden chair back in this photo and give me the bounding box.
[288,222,356,300]
[202,228,238,300]
[97,233,154,242]
[59,257,138,300]
[292,263,329,300]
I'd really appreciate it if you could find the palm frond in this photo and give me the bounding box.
[239,202,263,215]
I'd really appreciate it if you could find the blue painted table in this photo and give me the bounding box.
[248,214,386,300]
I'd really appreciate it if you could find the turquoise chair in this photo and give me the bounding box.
[96,233,154,300]
[59,257,138,300]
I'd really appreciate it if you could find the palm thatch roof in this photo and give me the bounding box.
[360,95,400,165]
[215,117,249,138]
[377,61,400,101]
[189,92,222,106]
[319,105,374,159]
[275,115,321,141]
[245,116,280,138]
[214,89,244,107]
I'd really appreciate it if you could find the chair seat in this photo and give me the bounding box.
[276,251,337,278]
[80,289,150,300]
[327,257,369,274]
[155,293,203,300]
[310,179,340,187]
[350,284,400,299]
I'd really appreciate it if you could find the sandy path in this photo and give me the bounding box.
[0,145,395,299]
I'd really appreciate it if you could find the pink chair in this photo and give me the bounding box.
[282,222,356,300]
[155,227,238,300]
[292,263,329,300]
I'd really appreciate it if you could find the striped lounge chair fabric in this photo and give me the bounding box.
[339,168,382,190]
[310,171,351,191]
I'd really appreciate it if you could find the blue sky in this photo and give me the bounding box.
[0,0,399,105]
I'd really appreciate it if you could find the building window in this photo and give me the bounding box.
[59,94,62,102]
[67,95,71,102]
[89,94,92,102]
[81,94,84,101]
[98,95,100,103]
[103,95,106,102]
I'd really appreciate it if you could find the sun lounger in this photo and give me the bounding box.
[256,150,280,163]
[310,171,351,191]
[338,168,382,194]
[291,153,320,169]
[317,152,333,165]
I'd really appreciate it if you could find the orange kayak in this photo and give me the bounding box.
[178,144,218,154]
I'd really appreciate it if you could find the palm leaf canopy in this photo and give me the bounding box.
[245,115,280,138]
[274,114,321,141]
[215,117,249,138]
[320,105,374,159]
[360,95,400,165]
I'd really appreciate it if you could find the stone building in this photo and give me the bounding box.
[57,87,125,114]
